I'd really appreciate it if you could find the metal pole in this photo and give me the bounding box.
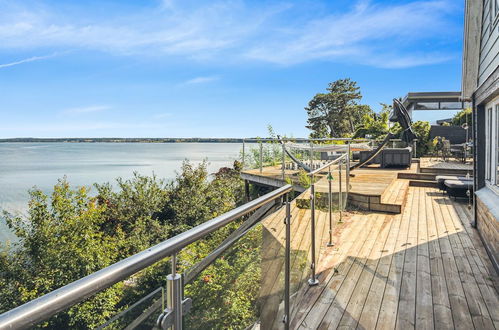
[308,180,319,286]
[310,142,314,170]
[283,194,291,329]
[259,141,263,174]
[413,140,417,158]
[339,162,343,223]
[242,139,245,169]
[346,141,351,197]
[327,166,333,247]
[167,253,182,330]
[282,142,285,181]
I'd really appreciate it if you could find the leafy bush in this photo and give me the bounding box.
[0,161,250,329]
[452,108,472,126]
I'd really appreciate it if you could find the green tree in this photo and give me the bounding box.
[452,108,472,126]
[305,78,373,138]
[353,103,392,139]
[0,180,124,329]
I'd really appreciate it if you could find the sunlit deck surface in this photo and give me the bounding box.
[260,186,499,329]
[419,157,473,175]
[242,164,416,194]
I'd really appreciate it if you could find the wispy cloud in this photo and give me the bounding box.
[62,105,111,115]
[182,76,219,85]
[0,53,58,69]
[0,0,460,68]
[245,0,460,68]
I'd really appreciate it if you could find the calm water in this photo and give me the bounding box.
[0,143,245,242]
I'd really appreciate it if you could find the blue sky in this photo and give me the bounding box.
[0,0,464,138]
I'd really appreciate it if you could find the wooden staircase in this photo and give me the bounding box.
[397,172,438,188]
[349,179,409,214]
[295,178,409,214]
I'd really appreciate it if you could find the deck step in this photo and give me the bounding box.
[419,167,471,176]
[409,179,438,188]
[398,172,436,181]
[295,178,409,214]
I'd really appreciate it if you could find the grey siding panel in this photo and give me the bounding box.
[479,44,499,85]
[479,1,499,85]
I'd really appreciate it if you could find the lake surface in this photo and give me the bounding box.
[0,143,246,242]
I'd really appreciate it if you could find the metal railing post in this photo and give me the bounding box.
[282,142,285,181]
[346,141,350,197]
[242,139,245,169]
[308,179,319,286]
[166,253,182,330]
[259,141,263,174]
[338,161,343,223]
[327,166,333,247]
[283,194,291,329]
[310,142,314,170]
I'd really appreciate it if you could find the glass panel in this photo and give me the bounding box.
[183,218,284,329]
[440,102,464,110]
[98,288,163,329]
[414,102,439,110]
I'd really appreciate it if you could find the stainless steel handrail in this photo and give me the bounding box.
[0,185,293,330]
[308,153,348,176]
[240,138,406,142]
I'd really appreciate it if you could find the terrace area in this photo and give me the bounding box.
[258,185,498,329]
[240,140,497,329]
[0,140,495,330]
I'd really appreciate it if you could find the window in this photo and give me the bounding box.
[485,99,499,192]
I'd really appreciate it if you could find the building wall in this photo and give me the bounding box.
[469,0,499,273]
[476,192,499,271]
[479,0,499,85]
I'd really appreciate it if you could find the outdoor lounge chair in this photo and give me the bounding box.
[444,179,473,199]
[435,175,473,191]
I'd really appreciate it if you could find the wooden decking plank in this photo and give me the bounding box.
[430,189,474,330]
[454,202,499,291]
[425,188,454,330]
[442,198,497,329]
[337,213,396,329]
[454,202,499,308]
[415,187,434,329]
[452,203,499,329]
[376,188,414,330]
[357,211,402,329]
[314,214,388,329]
[439,196,494,329]
[281,181,498,330]
[395,185,419,330]
[290,213,365,327]
[297,214,382,329]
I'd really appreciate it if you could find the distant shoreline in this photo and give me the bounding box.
[0,138,252,143]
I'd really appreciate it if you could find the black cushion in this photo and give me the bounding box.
[436,175,472,190]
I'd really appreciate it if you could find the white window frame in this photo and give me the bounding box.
[484,98,499,194]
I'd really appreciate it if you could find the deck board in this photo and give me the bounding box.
[289,186,499,330]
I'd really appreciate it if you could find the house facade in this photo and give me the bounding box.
[463,0,499,270]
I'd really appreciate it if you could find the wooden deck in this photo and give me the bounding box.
[243,165,416,214]
[258,186,499,329]
[419,157,473,175]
